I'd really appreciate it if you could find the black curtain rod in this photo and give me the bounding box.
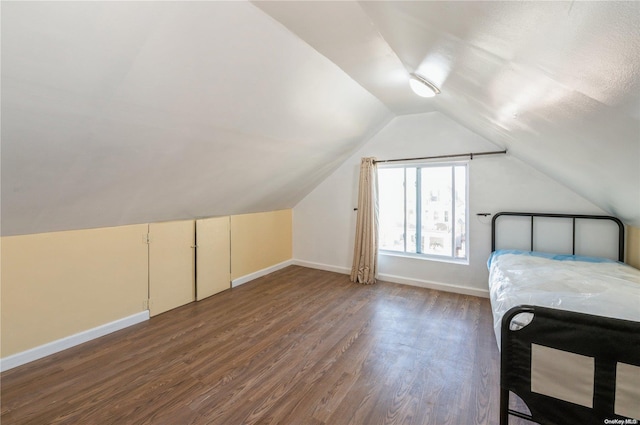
[373,149,507,164]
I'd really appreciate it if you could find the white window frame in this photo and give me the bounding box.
[377,160,469,265]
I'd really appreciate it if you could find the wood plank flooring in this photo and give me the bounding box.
[1,266,520,425]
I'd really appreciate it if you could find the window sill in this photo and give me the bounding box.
[380,250,469,266]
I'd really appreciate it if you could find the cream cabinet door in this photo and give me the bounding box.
[196,217,231,300]
[148,220,195,316]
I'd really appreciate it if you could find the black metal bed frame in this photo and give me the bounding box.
[491,212,625,261]
[491,212,639,425]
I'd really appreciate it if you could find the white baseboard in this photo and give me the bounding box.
[292,259,351,275]
[292,258,489,298]
[232,259,294,288]
[0,311,149,372]
[377,272,489,298]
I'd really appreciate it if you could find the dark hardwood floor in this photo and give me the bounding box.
[1,266,520,425]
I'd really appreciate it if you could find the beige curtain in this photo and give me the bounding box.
[351,157,378,285]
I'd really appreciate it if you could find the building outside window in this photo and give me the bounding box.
[378,162,468,262]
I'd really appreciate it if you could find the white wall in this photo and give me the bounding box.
[293,112,606,295]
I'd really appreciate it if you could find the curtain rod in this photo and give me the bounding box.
[373,149,507,164]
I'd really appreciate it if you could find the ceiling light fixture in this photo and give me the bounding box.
[409,73,440,98]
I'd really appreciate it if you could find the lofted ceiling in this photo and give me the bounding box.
[2,1,639,236]
[256,1,640,225]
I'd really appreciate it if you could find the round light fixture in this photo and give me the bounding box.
[409,73,440,98]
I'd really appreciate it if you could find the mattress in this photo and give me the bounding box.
[487,249,640,346]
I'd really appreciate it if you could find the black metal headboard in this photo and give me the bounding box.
[491,212,625,262]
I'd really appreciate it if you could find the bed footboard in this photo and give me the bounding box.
[500,306,640,425]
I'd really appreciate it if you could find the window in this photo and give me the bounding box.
[378,162,468,262]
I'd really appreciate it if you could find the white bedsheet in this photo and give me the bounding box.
[488,251,640,347]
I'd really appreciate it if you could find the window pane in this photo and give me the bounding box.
[405,168,417,253]
[421,166,453,256]
[378,168,405,252]
[378,162,468,262]
[454,165,467,259]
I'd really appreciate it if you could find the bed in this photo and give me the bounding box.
[489,212,640,425]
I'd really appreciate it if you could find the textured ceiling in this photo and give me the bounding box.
[257,1,640,225]
[1,2,392,235]
[2,1,639,236]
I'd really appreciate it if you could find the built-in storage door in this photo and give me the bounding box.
[196,216,231,300]
[148,220,195,316]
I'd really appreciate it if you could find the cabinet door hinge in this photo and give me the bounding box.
[144,233,151,244]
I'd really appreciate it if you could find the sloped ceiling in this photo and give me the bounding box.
[256,1,640,225]
[2,1,639,236]
[1,1,392,236]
